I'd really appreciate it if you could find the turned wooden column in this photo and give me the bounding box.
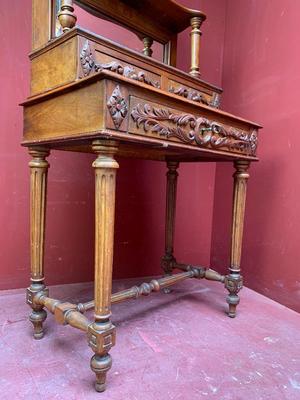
[161,161,179,279]
[189,16,206,78]
[142,37,153,57]
[88,140,119,392]
[225,160,250,318]
[26,147,50,339]
[58,0,77,32]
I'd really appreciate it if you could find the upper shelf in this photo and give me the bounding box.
[74,0,206,43]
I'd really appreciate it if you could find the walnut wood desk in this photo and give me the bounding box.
[22,0,261,392]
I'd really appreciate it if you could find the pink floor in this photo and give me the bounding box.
[0,278,299,400]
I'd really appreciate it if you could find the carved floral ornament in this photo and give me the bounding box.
[169,86,210,105]
[169,86,221,108]
[80,41,95,77]
[95,61,160,88]
[225,275,243,294]
[79,41,160,89]
[107,86,128,129]
[131,104,258,155]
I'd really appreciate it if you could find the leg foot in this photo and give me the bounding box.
[225,275,243,318]
[88,322,116,393]
[26,283,49,339]
[29,309,47,339]
[226,294,240,318]
[91,354,112,392]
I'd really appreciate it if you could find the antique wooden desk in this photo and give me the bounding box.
[22,0,261,392]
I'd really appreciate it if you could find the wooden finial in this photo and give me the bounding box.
[189,16,205,78]
[58,0,77,33]
[142,37,153,57]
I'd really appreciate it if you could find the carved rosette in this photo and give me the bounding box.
[80,40,95,77]
[107,86,128,129]
[131,104,258,155]
[95,61,160,88]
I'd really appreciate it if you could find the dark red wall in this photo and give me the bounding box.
[211,0,300,313]
[0,0,225,289]
[0,0,96,288]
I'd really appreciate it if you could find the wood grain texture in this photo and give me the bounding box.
[230,160,250,273]
[27,147,50,340]
[161,161,179,277]
[129,96,258,157]
[58,0,77,32]
[36,294,91,331]
[190,16,205,77]
[79,269,205,311]
[24,81,105,141]
[225,160,250,318]
[32,0,51,51]
[168,80,212,105]
[30,36,77,95]
[88,140,118,392]
[23,1,261,393]
[29,27,221,100]
[92,140,118,321]
[75,0,206,43]
[28,148,50,282]
[23,73,259,161]
[174,263,225,283]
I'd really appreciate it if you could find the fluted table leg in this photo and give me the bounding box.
[88,140,119,392]
[225,160,250,318]
[26,147,50,339]
[161,161,179,293]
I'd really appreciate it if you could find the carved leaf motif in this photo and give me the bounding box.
[131,104,257,155]
[95,61,160,88]
[80,41,95,77]
[210,93,221,108]
[107,86,128,129]
[169,86,210,106]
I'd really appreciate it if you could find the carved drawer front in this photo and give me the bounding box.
[128,97,258,156]
[93,51,161,89]
[79,37,162,87]
[168,79,220,108]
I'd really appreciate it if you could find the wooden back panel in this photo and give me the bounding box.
[32,0,206,71]
[32,0,52,50]
[75,0,205,41]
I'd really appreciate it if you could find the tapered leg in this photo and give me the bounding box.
[88,140,118,392]
[26,147,50,339]
[161,161,179,293]
[225,160,250,318]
